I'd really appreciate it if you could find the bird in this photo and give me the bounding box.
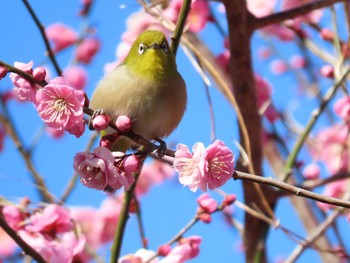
[89,30,187,153]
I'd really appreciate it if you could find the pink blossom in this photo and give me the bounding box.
[161,236,202,263]
[158,244,172,257]
[261,25,295,41]
[63,65,87,90]
[270,59,288,74]
[197,213,212,223]
[200,140,235,190]
[35,77,85,138]
[117,155,139,191]
[18,230,85,263]
[25,205,73,236]
[46,126,65,139]
[320,28,334,41]
[0,65,8,79]
[0,228,17,257]
[317,180,346,212]
[215,50,230,75]
[282,0,323,25]
[247,0,276,17]
[196,193,218,213]
[136,160,175,196]
[320,65,334,78]
[174,143,206,192]
[75,38,100,64]
[310,124,349,174]
[33,66,46,81]
[334,96,350,120]
[74,146,120,190]
[303,163,320,180]
[3,205,25,231]
[175,141,234,191]
[290,55,306,69]
[46,23,78,52]
[258,47,272,60]
[9,61,37,102]
[164,0,210,32]
[119,249,158,263]
[255,75,279,123]
[92,114,111,131]
[116,115,132,132]
[222,194,236,207]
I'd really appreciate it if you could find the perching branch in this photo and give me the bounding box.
[253,0,347,30]
[22,0,62,76]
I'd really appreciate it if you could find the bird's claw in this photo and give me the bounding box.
[155,138,167,158]
[88,109,105,130]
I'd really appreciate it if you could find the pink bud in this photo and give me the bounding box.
[63,66,87,90]
[116,115,132,132]
[158,244,172,256]
[0,66,8,79]
[303,164,320,180]
[222,194,236,207]
[123,155,140,175]
[33,67,46,81]
[75,38,100,64]
[290,55,306,69]
[92,114,110,131]
[196,193,218,213]
[320,65,334,78]
[320,28,334,41]
[198,212,212,223]
[270,59,288,75]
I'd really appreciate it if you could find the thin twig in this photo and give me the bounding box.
[253,0,346,30]
[133,194,148,249]
[234,171,350,209]
[170,0,192,56]
[22,0,62,76]
[282,69,350,182]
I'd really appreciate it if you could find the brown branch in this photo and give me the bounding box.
[233,171,350,209]
[22,0,62,76]
[253,0,347,30]
[0,210,46,263]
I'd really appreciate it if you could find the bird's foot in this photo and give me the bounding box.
[88,109,105,130]
[155,138,167,158]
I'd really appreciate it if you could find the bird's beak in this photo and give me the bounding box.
[149,43,160,49]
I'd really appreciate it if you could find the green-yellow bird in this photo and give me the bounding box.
[90,30,187,152]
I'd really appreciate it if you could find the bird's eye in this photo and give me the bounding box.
[138,43,145,54]
[160,42,168,53]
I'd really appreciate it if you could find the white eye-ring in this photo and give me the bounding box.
[160,42,168,53]
[138,43,145,54]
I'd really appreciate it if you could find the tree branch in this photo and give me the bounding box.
[253,0,346,30]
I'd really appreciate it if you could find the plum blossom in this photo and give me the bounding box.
[310,124,349,174]
[302,163,320,180]
[116,115,132,132]
[320,65,334,78]
[161,236,202,263]
[282,0,323,25]
[0,228,17,258]
[270,59,288,74]
[63,65,87,90]
[92,114,111,131]
[196,193,218,213]
[317,180,347,212]
[164,0,210,32]
[247,0,276,18]
[0,65,8,79]
[119,249,158,263]
[35,77,85,138]
[3,205,26,231]
[135,160,175,196]
[25,205,73,236]
[9,61,37,102]
[46,23,78,52]
[334,96,350,120]
[74,147,120,190]
[174,142,206,192]
[75,38,101,64]
[174,140,234,191]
